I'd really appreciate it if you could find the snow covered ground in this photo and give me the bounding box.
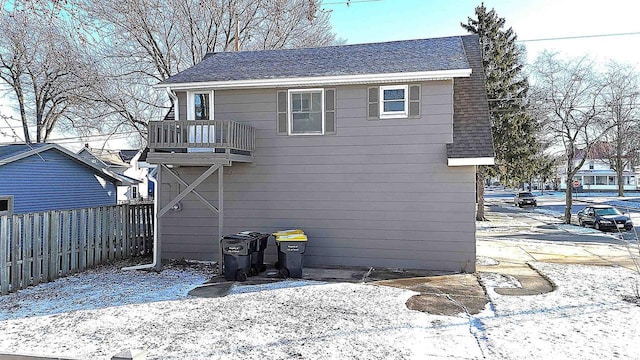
[0,222,639,358]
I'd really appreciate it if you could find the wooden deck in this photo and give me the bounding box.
[147,120,255,165]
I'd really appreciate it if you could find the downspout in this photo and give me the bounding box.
[165,87,179,119]
[122,172,159,271]
[123,88,175,271]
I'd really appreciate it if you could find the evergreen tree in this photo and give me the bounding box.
[462,3,538,219]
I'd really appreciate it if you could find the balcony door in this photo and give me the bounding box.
[187,91,215,152]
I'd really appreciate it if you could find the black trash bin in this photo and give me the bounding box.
[273,232,308,278]
[237,231,270,274]
[221,234,256,281]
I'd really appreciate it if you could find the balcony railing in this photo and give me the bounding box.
[148,120,255,153]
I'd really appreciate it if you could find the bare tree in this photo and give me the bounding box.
[74,0,338,143]
[599,61,640,196]
[0,4,99,143]
[530,52,609,223]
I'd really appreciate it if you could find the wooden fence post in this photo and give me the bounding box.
[33,214,41,286]
[87,208,95,268]
[49,211,60,282]
[11,215,20,292]
[0,216,9,295]
[42,212,50,283]
[22,214,32,289]
[79,209,87,271]
[61,211,71,276]
[70,210,78,273]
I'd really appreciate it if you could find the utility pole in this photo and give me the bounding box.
[235,14,239,51]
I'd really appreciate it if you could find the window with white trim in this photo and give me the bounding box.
[288,89,324,135]
[380,85,408,118]
[0,196,13,216]
[368,84,420,120]
[187,91,214,120]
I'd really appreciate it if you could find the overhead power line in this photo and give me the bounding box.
[518,31,640,43]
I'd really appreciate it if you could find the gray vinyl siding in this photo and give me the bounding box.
[0,149,117,213]
[177,91,187,120]
[160,80,477,272]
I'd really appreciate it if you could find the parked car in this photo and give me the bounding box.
[514,192,537,207]
[577,205,633,231]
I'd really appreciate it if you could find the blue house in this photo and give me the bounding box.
[0,143,122,215]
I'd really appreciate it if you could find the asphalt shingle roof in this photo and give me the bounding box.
[160,36,470,85]
[447,35,495,159]
[159,34,493,160]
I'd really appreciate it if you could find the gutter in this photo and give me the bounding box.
[122,173,159,271]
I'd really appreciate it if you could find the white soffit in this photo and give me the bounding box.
[155,69,472,90]
[448,157,495,166]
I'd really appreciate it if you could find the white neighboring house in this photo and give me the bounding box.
[559,143,636,191]
[77,146,154,203]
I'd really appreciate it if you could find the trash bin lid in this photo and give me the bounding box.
[276,234,308,242]
[273,229,304,237]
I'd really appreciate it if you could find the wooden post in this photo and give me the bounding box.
[79,209,87,270]
[144,204,151,255]
[33,214,41,286]
[218,165,224,272]
[87,208,95,267]
[0,215,9,295]
[22,214,32,289]
[49,211,60,281]
[115,206,122,260]
[11,215,20,292]
[71,210,78,272]
[101,207,108,262]
[61,211,70,276]
[42,212,50,283]
[154,166,162,271]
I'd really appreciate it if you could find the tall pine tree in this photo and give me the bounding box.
[462,3,538,219]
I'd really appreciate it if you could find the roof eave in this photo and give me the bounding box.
[0,143,123,184]
[154,69,472,90]
[447,157,495,167]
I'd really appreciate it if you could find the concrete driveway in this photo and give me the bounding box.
[384,204,639,315]
[192,202,639,317]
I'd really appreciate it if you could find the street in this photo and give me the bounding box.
[484,187,640,242]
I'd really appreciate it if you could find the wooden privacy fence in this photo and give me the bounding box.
[0,203,154,295]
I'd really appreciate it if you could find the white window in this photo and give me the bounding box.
[0,196,13,216]
[288,89,324,135]
[379,85,408,118]
[186,91,215,150]
[187,91,214,120]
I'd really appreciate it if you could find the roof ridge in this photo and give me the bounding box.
[203,34,473,57]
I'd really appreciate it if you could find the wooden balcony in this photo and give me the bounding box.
[146,120,255,165]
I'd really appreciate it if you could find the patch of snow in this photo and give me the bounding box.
[477,256,500,266]
[555,224,603,235]
[228,280,325,295]
[0,264,214,321]
[480,272,522,289]
[480,263,640,359]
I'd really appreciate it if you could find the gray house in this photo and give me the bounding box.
[147,35,494,272]
[0,143,122,215]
